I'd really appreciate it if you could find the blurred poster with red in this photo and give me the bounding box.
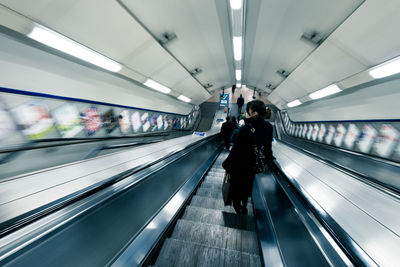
[118,110,130,134]
[344,124,359,149]
[334,124,346,146]
[374,124,399,158]
[312,124,319,141]
[0,99,16,141]
[357,125,377,153]
[12,101,54,140]
[52,104,83,138]
[80,107,102,135]
[325,125,335,144]
[318,124,326,142]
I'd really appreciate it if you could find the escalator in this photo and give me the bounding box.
[152,152,262,266]
[0,136,355,266]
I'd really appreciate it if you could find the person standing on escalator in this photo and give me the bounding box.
[221,116,235,150]
[222,100,274,215]
[236,94,244,117]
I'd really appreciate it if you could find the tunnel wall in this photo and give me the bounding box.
[287,76,400,121]
[0,33,193,115]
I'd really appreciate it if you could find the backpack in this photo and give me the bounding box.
[248,123,266,174]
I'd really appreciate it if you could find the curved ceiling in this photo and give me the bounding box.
[1,0,400,108]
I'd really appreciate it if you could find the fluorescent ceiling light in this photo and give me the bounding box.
[236,83,242,88]
[28,26,121,72]
[233,36,242,61]
[287,99,302,108]
[369,57,400,79]
[143,79,171,94]
[177,95,191,103]
[235,69,242,80]
[230,0,243,10]
[309,84,342,100]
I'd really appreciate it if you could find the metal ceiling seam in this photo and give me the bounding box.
[267,0,367,105]
[116,0,211,97]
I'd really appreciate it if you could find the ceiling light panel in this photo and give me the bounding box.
[177,95,191,102]
[28,26,121,72]
[236,70,242,80]
[369,56,400,79]
[233,36,242,61]
[287,99,302,108]
[309,84,342,99]
[143,79,171,94]
[230,0,243,10]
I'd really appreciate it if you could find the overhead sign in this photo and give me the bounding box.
[219,93,229,106]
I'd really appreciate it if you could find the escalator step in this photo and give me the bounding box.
[209,168,225,173]
[204,176,224,184]
[199,182,222,191]
[190,196,253,216]
[155,238,261,267]
[196,187,222,199]
[182,206,256,231]
[171,219,259,255]
[205,173,224,178]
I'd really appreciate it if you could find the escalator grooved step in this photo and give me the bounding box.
[182,206,256,231]
[155,238,261,267]
[171,219,259,255]
[190,196,253,216]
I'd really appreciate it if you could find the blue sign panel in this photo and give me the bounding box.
[219,93,229,106]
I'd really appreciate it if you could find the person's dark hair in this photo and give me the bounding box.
[246,100,267,118]
[226,116,231,122]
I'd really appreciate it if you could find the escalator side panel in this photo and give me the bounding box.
[2,138,221,267]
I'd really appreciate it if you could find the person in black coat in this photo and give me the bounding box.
[222,100,274,214]
[236,94,244,116]
[220,116,235,150]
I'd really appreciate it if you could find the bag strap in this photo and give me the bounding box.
[248,122,264,152]
[247,122,258,152]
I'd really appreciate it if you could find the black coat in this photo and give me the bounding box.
[221,121,235,138]
[222,117,274,200]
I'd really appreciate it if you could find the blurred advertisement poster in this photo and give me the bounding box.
[325,125,335,144]
[102,109,117,133]
[298,124,303,137]
[12,101,54,140]
[374,124,399,158]
[312,124,319,141]
[131,111,142,132]
[80,107,102,135]
[163,115,169,130]
[157,115,163,130]
[173,117,179,128]
[358,125,377,153]
[344,124,360,149]
[334,124,346,146]
[302,124,308,138]
[180,117,184,129]
[141,112,150,132]
[167,116,173,129]
[52,104,83,138]
[306,124,313,139]
[295,125,300,137]
[150,113,158,131]
[0,99,16,141]
[118,110,130,134]
[318,124,326,142]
